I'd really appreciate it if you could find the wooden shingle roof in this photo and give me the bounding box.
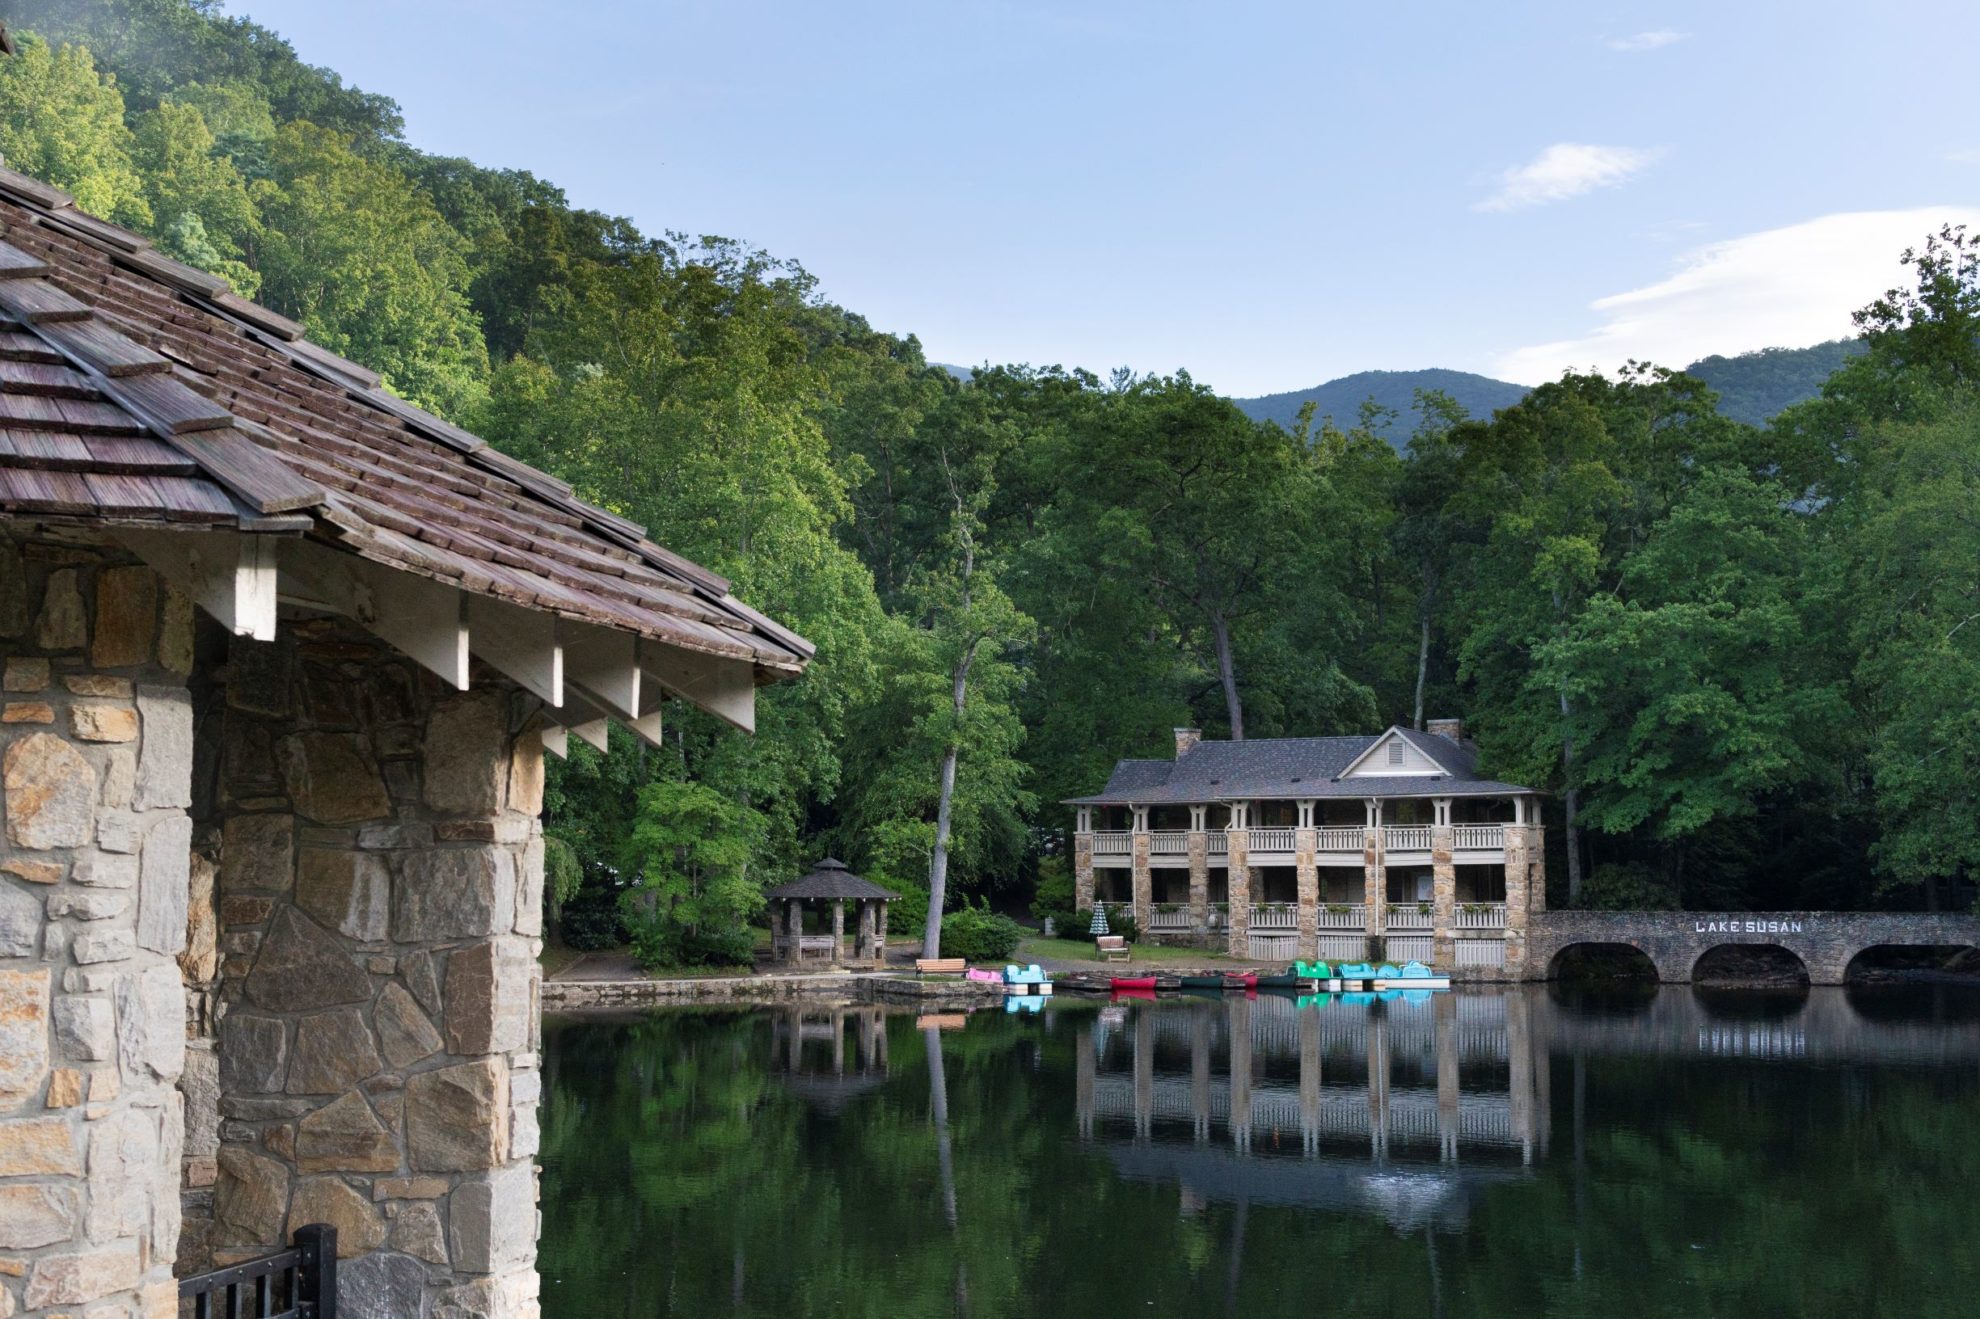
[0,165,811,685]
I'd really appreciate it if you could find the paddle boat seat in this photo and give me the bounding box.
[1337,962,1377,980]
[965,967,1003,984]
[1292,960,1332,980]
[1003,963,1049,985]
[1397,961,1435,979]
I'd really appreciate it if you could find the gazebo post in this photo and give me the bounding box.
[877,900,889,965]
[831,899,846,965]
[787,898,804,966]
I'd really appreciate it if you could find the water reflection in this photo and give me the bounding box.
[540,985,1980,1318]
[1076,993,1541,1232]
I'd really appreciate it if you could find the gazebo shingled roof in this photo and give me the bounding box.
[765,858,898,902]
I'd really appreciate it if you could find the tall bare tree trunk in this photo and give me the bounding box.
[1211,611,1244,740]
[1413,608,1432,731]
[1560,687,1583,905]
[924,726,962,959]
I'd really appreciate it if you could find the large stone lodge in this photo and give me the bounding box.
[1071,723,1546,972]
[0,160,809,1316]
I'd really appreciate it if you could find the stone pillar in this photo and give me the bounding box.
[1129,832,1152,935]
[0,539,190,1319]
[874,902,887,965]
[1503,825,1530,977]
[1189,1010,1211,1144]
[209,621,543,1319]
[1073,831,1094,914]
[1525,820,1548,913]
[1507,989,1536,1165]
[786,899,804,966]
[1186,831,1209,934]
[1294,828,1319,961]
[1074,1024,1094,1142]
[1298,1005,1321,1155]
[830,900,845,967]
[1431,824,1456,968]
[1224,830,1250,958]
[1366,1005,1390,1162]
[1362,825,1386,963]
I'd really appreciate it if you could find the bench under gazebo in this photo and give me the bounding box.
[766,859,896,968]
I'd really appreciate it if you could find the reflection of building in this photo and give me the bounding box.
[769,1005,891,1111]
[1068,723,1545,971]
[1075,994,1547,1229]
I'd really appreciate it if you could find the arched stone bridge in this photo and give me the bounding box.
[1524,911,1980,984]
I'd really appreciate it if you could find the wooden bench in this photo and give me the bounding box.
[1096,936,1130,963]
[915,957,967,978]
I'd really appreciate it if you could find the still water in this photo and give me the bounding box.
[539,985,1980,1318]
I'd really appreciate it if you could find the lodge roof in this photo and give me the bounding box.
[0,165,810,680]
[1066,727,1534,805]
[764,858,898,902]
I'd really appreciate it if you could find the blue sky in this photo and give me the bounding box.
[231,0,1979,394]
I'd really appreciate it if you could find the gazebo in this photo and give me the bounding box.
[765,859,896,968]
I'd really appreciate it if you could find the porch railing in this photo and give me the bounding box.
[1456,938,1507,967]
[1207,832,1229,857]
[1317,903,1365,930]
[1387,934,1434,962]
[1091,831,1132,858]
[1456,902,1506,929]
[1148,830,1190,858]
[180,1223,335,1319]
[1453,824,1506,851]
[1384,825,1432,852]
[1315,827,1363,854]
[1249,827,1297,854]
[1147,907,1193,933]
[1387,906,1434,930]
[1250,902,1297,930]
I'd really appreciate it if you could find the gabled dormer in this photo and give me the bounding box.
[1338,726,1455,778]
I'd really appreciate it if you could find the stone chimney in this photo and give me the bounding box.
[1174,727,1202,758]
[1427,716,1464,743]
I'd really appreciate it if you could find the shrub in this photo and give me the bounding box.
[1581,862,1679,911]
[887,883,929,937]
[560,903,624,951]
[939,906,1025,962]
[1103,911,1139,945]
[1030,856,1077,930]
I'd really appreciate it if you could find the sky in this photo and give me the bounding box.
[229,0,1980,395]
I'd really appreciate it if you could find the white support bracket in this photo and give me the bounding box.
[277,541,469,689]
[540,723,570,759]
[115,528,278,641]
[563,621,641,721]
[466,594,564,707]
[639,639,756,733]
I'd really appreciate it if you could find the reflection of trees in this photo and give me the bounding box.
[539,1002,1980,1317]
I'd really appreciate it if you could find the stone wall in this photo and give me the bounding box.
[0,528,190,1318]
[1523,910,1980,984]
[205,619,545,1317]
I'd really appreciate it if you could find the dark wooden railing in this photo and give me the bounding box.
[179,1223,336,1319]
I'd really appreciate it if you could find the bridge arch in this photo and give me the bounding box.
[1691,942,1810,985]
[1843,943,1980,982]
[1548,941,1660,981]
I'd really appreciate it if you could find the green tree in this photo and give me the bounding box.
[252,121,488,414]
[131,96,259,292]
[0,35,149,225]
[619,779,769,968]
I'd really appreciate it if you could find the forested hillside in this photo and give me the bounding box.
[1236,343,1864,443]
[1233,369,1531,445]
[1685,340,1865,425]
[5,0,1977,951]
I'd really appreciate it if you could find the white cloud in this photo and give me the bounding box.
[1948,147,1980,166]
[1476,143,1663,213]
[1605,30,1689,52]
[1492,207,1980,384]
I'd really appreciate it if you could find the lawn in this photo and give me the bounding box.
[1015,936,1256,970]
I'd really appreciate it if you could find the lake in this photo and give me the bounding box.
[539,984,1980,1318]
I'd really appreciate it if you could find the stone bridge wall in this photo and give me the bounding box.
[1524,910,1980,984]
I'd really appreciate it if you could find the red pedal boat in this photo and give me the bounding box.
[1223,972,1258,990]
[1109,975,1159,992]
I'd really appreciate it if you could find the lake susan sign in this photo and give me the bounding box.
[1693,917,1806,934]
